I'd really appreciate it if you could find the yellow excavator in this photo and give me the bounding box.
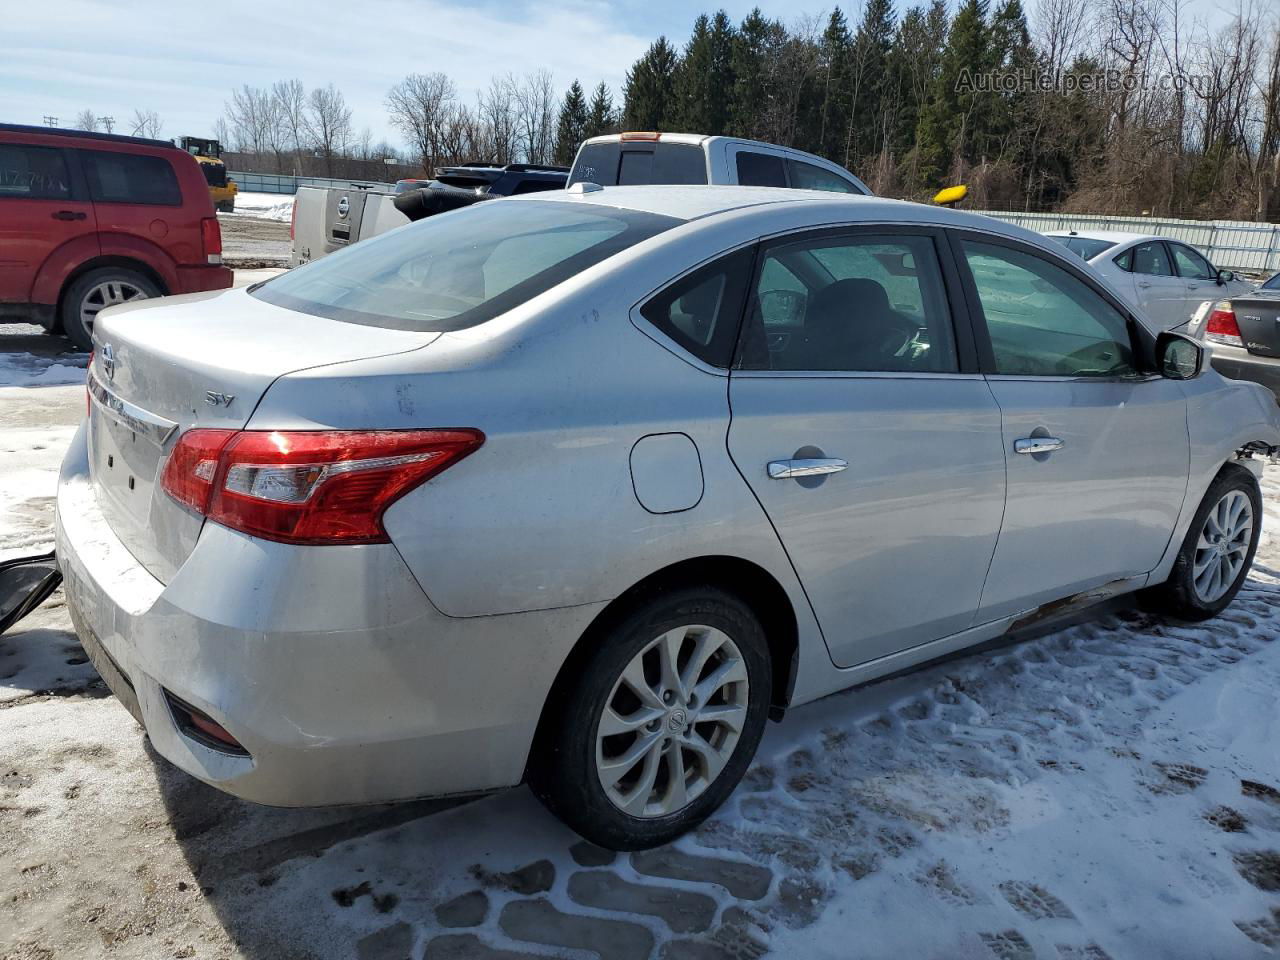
[179,136,238,212]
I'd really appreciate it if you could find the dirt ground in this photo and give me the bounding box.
[218,215,290,268]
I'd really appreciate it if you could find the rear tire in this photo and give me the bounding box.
[61,267,161,351]
[1144,464,1261,621]
[530,586,771,850]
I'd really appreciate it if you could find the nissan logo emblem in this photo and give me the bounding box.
[337,196,350,218]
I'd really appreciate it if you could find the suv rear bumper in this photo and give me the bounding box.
[174,264,233,294]
[54,422,603,807]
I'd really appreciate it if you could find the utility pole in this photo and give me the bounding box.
[100,116,115,133]
[42,116,57,127]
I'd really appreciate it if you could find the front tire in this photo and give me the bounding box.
[1145,464,1261,621]
[530,586,771,850]
[61,267,161,351]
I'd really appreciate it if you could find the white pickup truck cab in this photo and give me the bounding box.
[568,132,872,195]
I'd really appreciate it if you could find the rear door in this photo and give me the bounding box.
[726,226,1007,668]
[953,233,1190,621]
[0,141,96,303]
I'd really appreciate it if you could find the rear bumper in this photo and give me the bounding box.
[1207,344,1280,400]
[54,422,602,807]
[173,265,233,295]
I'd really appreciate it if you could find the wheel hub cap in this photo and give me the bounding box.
[1192,489,1253,603]
[595,624,749,819]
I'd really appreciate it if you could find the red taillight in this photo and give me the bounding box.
[1205,301,1242,347]
[160,429,484,545]
[289,197,297,242]
[201,217,222,265]
[160,429,237,514]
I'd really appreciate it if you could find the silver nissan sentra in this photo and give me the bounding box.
[56,185,1280,849]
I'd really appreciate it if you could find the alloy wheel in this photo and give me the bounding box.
[595,624,749,819]
[80,279,149,334]
[1192,489,1253,603]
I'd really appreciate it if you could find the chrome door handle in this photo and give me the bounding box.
[1014,437,1064,455]
[768,458,848,479]
[1137,281,1152,288]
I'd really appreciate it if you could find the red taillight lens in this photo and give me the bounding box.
[1205,301,1242,346]
[201,217,222,265]
[161,429,483,545]
[160,429,238,514]
[289,198,297,242]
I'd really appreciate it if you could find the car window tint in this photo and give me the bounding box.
[736,151,786,187]
[510,179,561,195]
[1113,248,1134,271]
[1170,244,1214,280]
[961,240,1135,378]
[0,145,70,200]
[738,234,957,373]
[785,159,857,193]
[1263,273,1280,291]
[1129,241,1174,277]
[639,248,753,367]
[618,150,654,184]
[1051,236,1115,260]
[82,150,180,205]
[253,200,679,332]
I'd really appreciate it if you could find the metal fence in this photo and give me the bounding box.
[228,171,395,195]
[973,210,1280,275]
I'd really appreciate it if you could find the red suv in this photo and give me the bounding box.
[0,123,232,349]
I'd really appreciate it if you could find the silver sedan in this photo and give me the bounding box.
[57,186,1280,849]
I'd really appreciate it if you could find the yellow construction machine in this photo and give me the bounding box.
[179,136,238,212]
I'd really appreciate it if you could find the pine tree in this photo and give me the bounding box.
[554,80,589,166]
[675,15,715,130]
[623,37,680,130]
[706,11,737,133]
[584,82,617,139]
[729,9,770,139]
[915,0,994,185]
[817,9,854,161]
[846,0,897,167]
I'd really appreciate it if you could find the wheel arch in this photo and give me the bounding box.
[525,554,800,780]
[53,256,170,333]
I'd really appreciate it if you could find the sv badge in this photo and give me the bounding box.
[204,391,236,407]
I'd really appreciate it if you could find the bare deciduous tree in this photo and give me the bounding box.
[386,72,458,173]
[305,84,353,176]
[129,109,163,139]
[74,110,99,132]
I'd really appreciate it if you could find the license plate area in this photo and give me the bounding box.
[92,412,164,528]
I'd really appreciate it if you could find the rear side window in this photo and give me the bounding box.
[0,144,70,200]
[961,240,1135,378]
[639,248,753,367]
[736,152,786,187]
[82,150,180,205]
[253,199,680,332]
[786,159,858,193]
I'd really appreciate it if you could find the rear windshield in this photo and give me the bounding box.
[251,199,680,331]
[1050,235,1116,261]
[569,142,708,187]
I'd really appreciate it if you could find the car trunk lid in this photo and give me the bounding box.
[88,287,435,583]
[1230,293,1280,358]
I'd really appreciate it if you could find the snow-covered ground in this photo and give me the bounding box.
[225,190,295,222]
[3,329,1280,958]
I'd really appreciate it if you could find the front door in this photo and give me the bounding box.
[954,234,1190,621]
[727,227,1007,668]
[1124,240,1186,329]
[1168,242,1220,328]
[0,142,95,303]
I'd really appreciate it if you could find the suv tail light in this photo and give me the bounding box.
[160,429,484,545]
[1205,301,1242,347]
[201,217,223,265]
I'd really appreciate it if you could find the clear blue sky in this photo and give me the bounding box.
[1,0,1239,150]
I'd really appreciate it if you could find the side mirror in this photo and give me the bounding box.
[933,185,967,207]
[1217,268,1235,284]
[1156,330,1205,380]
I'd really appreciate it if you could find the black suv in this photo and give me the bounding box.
[395,162,568,196]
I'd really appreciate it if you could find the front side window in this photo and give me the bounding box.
[736,152,786,188]
[786,159,858,193]
[253,200,679,331]
[1126,241,1174,277]
[639,249,753,367]
[738,233,957,373]
[82,150,180,205]
[0,145,70,200]
[1170,243,1214,280]
[961,239,1135,378]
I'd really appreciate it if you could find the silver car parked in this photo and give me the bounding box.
[57,186,1280,849]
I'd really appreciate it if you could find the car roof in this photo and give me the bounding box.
[535,184,1048,242]
[1044,230,1156,246]
[0,122,177,151]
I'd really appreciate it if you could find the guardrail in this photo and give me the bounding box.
[228,171,395,195]
[973,210,1280,275]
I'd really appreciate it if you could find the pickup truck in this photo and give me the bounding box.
[289,162,567,266]
[289,135,871,265]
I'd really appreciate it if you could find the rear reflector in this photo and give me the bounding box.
[161,428,484,545]
[1205,301,1243,347]
[201,217,223,265]
[164,691,248,756]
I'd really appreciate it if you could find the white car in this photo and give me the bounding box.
[1046,231,1253,330]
